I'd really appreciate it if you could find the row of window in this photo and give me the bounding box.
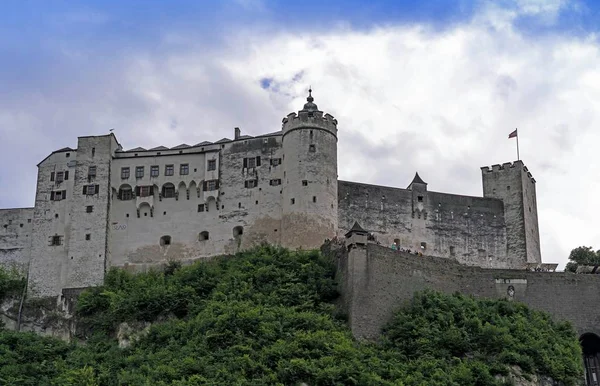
[117,180,220,200]
[121,161,215,180]
[159,227,243,246]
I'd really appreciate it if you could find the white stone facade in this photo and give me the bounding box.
[0,92,542,297]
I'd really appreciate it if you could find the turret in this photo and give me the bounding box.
[280,89,338,249]
[481,160,541,266]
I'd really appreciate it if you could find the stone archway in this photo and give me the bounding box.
[581,333,600,385]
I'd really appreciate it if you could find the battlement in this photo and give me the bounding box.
[480,160,535,183]
[281,110,338,138]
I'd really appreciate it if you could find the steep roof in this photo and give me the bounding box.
[411,172,427,185]
[344,221,368,237]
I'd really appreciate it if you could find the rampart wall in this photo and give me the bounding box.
[339,243,600,340]
[338,181,510,268]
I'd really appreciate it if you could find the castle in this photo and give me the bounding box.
[0,90,542,297]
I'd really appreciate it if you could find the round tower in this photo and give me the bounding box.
[281,89,338,249]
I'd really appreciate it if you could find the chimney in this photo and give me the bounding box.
[234,127,240,140]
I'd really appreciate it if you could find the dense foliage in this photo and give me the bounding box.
[0,246,584,385]
[0,266,25,302]
[565,245,600,272]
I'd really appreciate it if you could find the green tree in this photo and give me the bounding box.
[565,246,600,272]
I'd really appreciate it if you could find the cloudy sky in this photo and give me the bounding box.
[1,0,599,268]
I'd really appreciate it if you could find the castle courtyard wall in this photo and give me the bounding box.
[341,243,600,340]
[338,181,510,268]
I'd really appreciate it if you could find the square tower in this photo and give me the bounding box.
[481,161,541,267]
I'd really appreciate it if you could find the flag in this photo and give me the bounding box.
[508,129,518,139]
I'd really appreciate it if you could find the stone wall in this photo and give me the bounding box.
[0,208,34,274]
[338,181,510,268]
[339,243,600,341]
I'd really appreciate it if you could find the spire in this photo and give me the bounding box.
[345,221,368,238]
[407,172,427,190]
[411,172,427,185]
[301,86,319,112]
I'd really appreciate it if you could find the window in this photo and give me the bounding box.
[309,144,316,152]
[56,171,64,183]
[83,184,99,195]
[243,156,261,169]
[507,185,511,191]
[310,130,313,140]
[204,179,219,191]
[291,198,295,205]
[88,166,97,178]
[66,153,70,158]
[420,242,427,250]
[50,190,66,201]
[162,183,175,198]
[270,158,281,166]
[135,166,144,179]
[199,231,209,241]
[121,167,130,179]
[160,235,172,246]
[270,179,281,186]
[85,234,91,241]
[51,235,62,246]
[136,185,153,197]
[478,249,486,258]
[313,196,317,203]
[450,246,455,256]
[86,205,93,213]
[91,147,95,157]
[180,164,189,175]
[119,186,133,200]
[150,165,159,177]
[417,196,423,202]
[207,159,216,171]
[165,165,174,176]
[244,179,258,189]
[27,219,31,223]
[302,180,308,186]
[50,172,55,181]
[233,226,243,237]
[198,204,205,212]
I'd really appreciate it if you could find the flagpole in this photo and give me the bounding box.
[516,128,520,161]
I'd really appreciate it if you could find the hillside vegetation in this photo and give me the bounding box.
[0,246,584,385]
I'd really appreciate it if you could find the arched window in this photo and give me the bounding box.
[160,235,171,246]
[118,184,133,200]
[199,231,209,241]
[233,226,243,237]
[162,183,176,198]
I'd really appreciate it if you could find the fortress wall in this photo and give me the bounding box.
[343,243,600,340]
[338,181,509,268]
[0,208,34,274]
[107,135,285,271]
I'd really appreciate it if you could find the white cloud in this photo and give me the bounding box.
[1,0,598,269]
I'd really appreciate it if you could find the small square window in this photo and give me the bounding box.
[51,235,62,246]
[27,219,31,223]
[86,205,93,213]
[420,242,427,250]
[85,234,91,241]
[417,196,423,202]
[302,180,308,186]
[180,164,189,175]
[88,166,97,177]
[135,166,144,179]
[198,204,205,212]
[207,160,216,171]
[309,144,316,152]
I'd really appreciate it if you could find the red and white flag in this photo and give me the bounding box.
[508,128,518,139]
